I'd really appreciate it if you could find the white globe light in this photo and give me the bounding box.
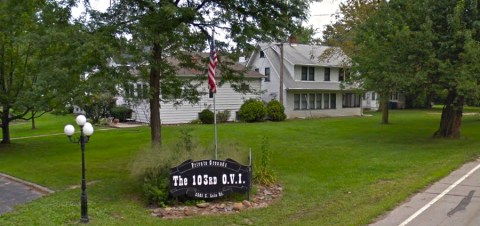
[83,122,94,136]
[64,124,75,136]
[75,115,87,126]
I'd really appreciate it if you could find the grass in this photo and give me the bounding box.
[1,109,480,225]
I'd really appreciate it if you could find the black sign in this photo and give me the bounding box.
[170,159,251,199]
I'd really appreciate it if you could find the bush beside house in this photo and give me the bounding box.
[110,106,133,122]
[238,99,266,122]
[199,109,214,124]
[266,100,286,121]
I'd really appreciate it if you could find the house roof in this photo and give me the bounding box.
[255,43,350,68]
[171,53,264,79]
[249,43,354,91]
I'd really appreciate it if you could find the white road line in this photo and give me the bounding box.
[398,161,480,226]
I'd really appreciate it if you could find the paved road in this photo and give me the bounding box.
[0,174,53,215]
[371,159,480,226]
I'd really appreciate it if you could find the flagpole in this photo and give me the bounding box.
[211,28,218,160]
[214,92,218,160]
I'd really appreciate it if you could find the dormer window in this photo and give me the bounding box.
[324,68,331,81]
[301,66,315,81]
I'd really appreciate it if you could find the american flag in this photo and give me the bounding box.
[208,40,218,93]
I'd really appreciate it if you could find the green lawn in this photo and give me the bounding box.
[1,109,480,225]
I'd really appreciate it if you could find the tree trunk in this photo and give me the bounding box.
[380,95,389,124]
[31,110,36,130]
[433,93,463,138]
[149,43,162,145]
[1,106,11,144]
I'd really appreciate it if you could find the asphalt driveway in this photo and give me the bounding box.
[0,174,53,215]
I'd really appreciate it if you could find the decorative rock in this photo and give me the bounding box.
[152,208,162,214]
[233,202,244,211]
[256,203,268,208]
[196,202,210,208]
[150,212,163,217]
[184,208,194,216]
[148,184,284,219]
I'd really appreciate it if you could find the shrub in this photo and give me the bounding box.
[216,110,231,123]
[189,119,202,124]
[142,166,171,207]
[110,106,132,122]
[238,99,266,122]
[198,109,214,124]
[254,136,277,186]
[266,99,286,121]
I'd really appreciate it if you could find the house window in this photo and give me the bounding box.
[260,51,265,58]
[265,67,270,82]
[330,93,336,109]
[125,83,135,98]
[324,67,330,81]
[141,83,149,99]
[339,68,350,81]
[294,94,300,110]
[391,92,399,100]
[235,111,240,121]
[372,92,376,100]
[323,93,330,109]
[309,94,316,110]
[343,93,361,108]
[255,68,259,72]
[293,92,337,111]
[316,94,322,109]
[301,66,315,81]
[308,67,314,81]
[301,94,308,110]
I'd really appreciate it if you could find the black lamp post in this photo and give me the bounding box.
[64,115,94,223]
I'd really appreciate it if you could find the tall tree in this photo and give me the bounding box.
[0,0,47,144]
[427,0,480,138]
[89,0,316,145]
[350,0,430,124]
[0,0,110,144]
[352,0,480,138]
[321,0,392,122]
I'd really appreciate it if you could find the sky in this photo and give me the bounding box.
[308,0,344,37]
[73,0,343,39]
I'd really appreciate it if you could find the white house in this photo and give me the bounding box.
[246,43,362,119]
[116,56,263,124]
[362,91,407,111]
[363,91,379,111]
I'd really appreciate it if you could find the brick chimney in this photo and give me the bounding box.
[288,35,298,46]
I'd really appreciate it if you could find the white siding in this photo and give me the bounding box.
[117,80,261,124]
[362,91,379,110]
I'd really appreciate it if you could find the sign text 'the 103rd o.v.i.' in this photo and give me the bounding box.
[169,159,251,199]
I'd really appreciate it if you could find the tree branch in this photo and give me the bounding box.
[196,0,211,11]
